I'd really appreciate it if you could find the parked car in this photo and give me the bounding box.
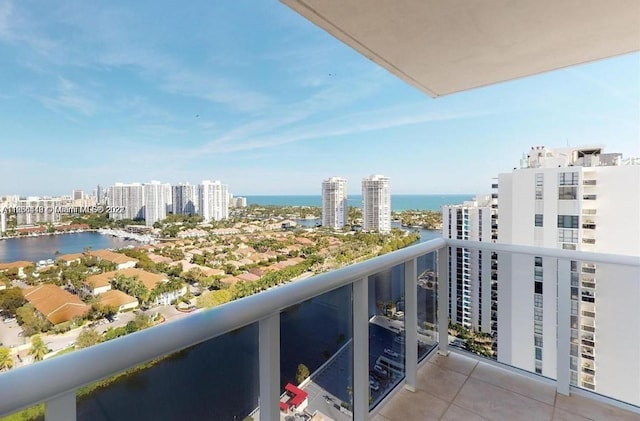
[3,317,16,324]
[384,348,399,358]
[373,364,388,376]
[369,379,380,391]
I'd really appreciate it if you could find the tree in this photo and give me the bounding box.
[29,335,48,361]
[76,328,102,349]
[0,347,14,371]
[16,304,51,336]
[296,363,310,384]
[0,288,27,317]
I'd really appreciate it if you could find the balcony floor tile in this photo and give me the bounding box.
[428,351,478,376]
[416,361,468,401]
[378,388,449,421]
[454,377,554,421]
[374,352,640,421]
[555,393,640,421]
[440,404,489,420]
[470,362,556,405]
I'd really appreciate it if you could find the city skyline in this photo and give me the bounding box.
[0,2,638,197]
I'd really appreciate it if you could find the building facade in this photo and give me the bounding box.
[172,183,198,216]
[496,145,640,404]
[362,175,391,233]
[143,181,168,227]
[108,183,144,220]
[442,195,494,333]
[321,177,347,229]
[198,180,229,222]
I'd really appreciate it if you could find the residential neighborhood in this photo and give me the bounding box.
[0,218,419,374]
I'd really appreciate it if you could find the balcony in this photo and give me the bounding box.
[0,239,638,421]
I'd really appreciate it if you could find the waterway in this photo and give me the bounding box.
[0,232,136,263]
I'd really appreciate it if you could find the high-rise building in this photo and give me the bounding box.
[321,177,347,229]
[496,145,640,402]
[362,175,391,233]
[108,183,144,220]
[0,212,6,235]
[172,183,198,215]
[96,185,104,204]
[198,180,229,222]
[143,181,168,227]
[72,189,84,201]
[442,195,494,333]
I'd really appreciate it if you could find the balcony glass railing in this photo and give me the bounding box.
[1,238,638,420]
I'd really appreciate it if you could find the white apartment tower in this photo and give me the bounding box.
[362,175,391,233]
[442,195,494,333]
[108,183,144,220]
[172,183,198,215]
[198,180,229,222]
[496,145,640,405]
[143,181,168,227]
[322,177,348,229]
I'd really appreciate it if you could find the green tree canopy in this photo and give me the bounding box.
[29,335,48,361]
[76,328,102,349]
[0,288,26,317]
[0,347,14,371]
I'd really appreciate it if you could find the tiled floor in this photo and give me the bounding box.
[373,352,640,421]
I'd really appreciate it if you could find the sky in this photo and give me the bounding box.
[0,1,638,197]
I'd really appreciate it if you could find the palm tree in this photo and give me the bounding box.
[0,347,14,371]
[29,335,48,361]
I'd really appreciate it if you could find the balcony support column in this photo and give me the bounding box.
[45,391,76,421]
[353,277,369,421]
[259,313,280,421]
[557,259,571,396]
[404,258,418,391]
[437,247,450,355]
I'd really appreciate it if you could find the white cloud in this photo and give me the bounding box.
[36,77,98,116]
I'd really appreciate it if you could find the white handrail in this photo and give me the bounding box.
[0,237,638,417]
[0,238,446,416]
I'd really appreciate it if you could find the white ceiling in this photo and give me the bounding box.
[281,0,640,97]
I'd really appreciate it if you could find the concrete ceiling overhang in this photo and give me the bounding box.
[281,0,640,97]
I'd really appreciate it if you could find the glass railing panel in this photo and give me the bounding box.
[280,284,353,419]
[562,260,640,407]
[368,263,405,409]
[447,246,499,364]
[75,322,259,421]
[416,251,438,361]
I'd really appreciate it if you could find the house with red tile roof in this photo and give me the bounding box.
[23,284,90,325]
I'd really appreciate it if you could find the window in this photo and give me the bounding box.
[559,172,578,186]
[535,347,542,361]
[534,214,543,227]
[558,186,578,200]
[535,360,542,374]
[559,229,578,243]
[571,301,578,315]
[535,173,544,199]
[570,260,578,272]
[534,256,543,267]
[534,293,543,307]
[534,267,543,281]
[558,215,579,228]
[534,335,543,347]
[535,281,543,294]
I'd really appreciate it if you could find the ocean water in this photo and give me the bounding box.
[244,194,472,211]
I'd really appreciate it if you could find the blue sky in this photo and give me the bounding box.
[0,1,638,197]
